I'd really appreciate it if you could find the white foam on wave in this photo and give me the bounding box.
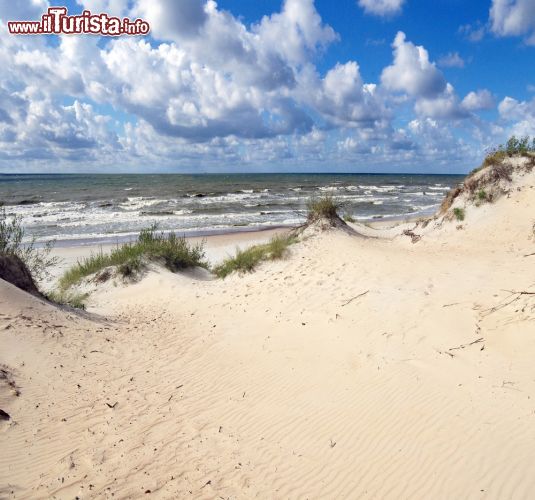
[359,185,398,193]
[120,197,161,210]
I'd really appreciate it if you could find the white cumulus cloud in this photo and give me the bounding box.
[381,32,446,98]
[490,0,535,44]
[0,0,524,172]
[462,89,495,111]
[438,52,465,68]
[357,0,405,17]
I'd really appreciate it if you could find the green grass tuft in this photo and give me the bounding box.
[453,207,465,221]
[59,225,206,290]
[343,214,356,223]
[306,195,340,222]
[214,234,297,279]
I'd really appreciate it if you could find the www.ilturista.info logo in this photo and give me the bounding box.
[8,7,150,36]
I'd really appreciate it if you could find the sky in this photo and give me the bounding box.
[0,0,534,174]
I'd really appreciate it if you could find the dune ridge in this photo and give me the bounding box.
[1,159,535,498]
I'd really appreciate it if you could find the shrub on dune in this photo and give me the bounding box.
[0,208,57,282]
[476,135,535,173]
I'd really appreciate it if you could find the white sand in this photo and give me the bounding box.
[1,166,535,498]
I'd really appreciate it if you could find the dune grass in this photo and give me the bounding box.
[46,290,89,310]
[214,233,298,279]
[306,195,340,222]
[59,225,206,290]
[343,213,356,223]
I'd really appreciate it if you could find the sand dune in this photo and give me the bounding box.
[1,163,535,498]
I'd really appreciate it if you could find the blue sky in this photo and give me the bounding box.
[0,0,534,173]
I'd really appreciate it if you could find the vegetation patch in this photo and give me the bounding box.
[46,290,89,310]
[59,225,206,290]
[441,135,535,215]
[214,233,298,279]
[453,207,465,221]
[343,213,356,223]
[0,208,57,282]
[474,135,535,174]
[475,189,491,206]
[306,195,340,223]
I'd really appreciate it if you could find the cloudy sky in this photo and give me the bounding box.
[0,0,534,173]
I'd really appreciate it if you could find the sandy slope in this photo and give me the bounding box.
[1,170,535,499]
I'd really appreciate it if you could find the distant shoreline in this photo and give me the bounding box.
[41,209,431,249]
[5,173,456,246]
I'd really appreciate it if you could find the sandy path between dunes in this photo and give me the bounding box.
[1,176,535,498]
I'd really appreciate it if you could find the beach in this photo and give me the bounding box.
[2,0,535,496]
[1,157,535,498]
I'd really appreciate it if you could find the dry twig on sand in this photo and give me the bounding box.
[341,290,369,307]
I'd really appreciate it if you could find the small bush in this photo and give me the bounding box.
[343,214,356,223]
[306,195,340,222]
[506,135,531,155]
[59,225,206,290]
[453,207,465,221]
[0,208,57,281]
[214,234,297,279]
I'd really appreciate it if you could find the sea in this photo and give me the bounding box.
[0,173,463,246]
